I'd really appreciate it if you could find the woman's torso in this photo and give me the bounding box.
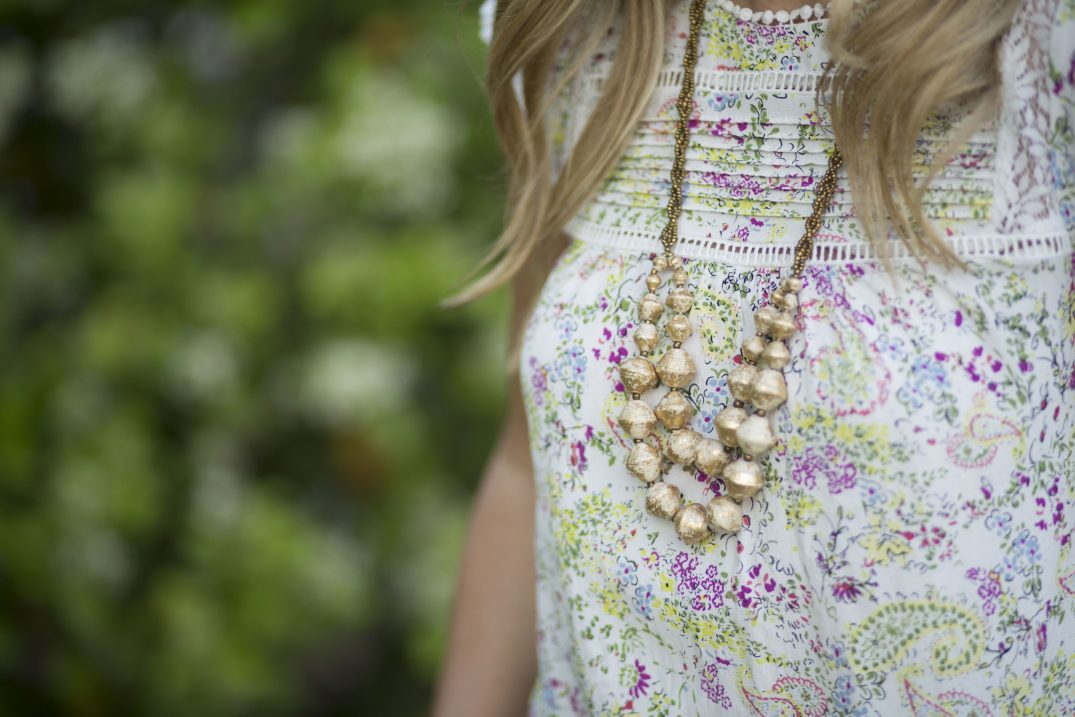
[509,0,1075,714]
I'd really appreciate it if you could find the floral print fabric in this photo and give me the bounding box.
[482,0,1075,714]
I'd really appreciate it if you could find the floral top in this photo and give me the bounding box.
[481,0,1075,715]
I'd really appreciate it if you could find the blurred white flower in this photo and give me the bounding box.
[45,23,156,127]
[297,338,416,427]
[334,70,460,213]
[168,331,240,403]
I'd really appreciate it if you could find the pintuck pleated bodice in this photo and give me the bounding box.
[479,1,1075,715]
[554,1,1070,266]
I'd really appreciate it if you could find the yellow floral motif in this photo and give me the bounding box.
[693,287,739,363]
[992,672,1034,717]
[597,579,629,620]
[781,488,823,529]
[860,511,913,567]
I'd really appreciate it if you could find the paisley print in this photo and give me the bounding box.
[477,0,1075,714]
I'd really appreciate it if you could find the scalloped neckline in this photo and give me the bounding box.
[713,0,831,26]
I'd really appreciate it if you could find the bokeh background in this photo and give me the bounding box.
[0,1,507,714]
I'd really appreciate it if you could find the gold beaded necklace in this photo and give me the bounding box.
[616,0,843,544]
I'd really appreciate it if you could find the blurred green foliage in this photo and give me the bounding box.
[0,0,507,714]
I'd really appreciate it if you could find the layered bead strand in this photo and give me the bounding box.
[614,0,844,544]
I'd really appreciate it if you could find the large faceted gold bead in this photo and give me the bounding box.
[665,428,702,466]
[715,405,748,447]
[653,255,670,271]
[666,287,694,314]
[626,442,662,483]
[666,314,693,343]
[634,323,660,354]
[646,481,682,520]
[768,311,797,340]
[706,495,742,534]
[672,268,689,287]
[780,292,799,312]
[655,389,694,430]
[727,364,757,403]
[781,276,803,293]
[619,356,658,394]
[674,503,710,544]
[754,305,779,336]
[639,292,663,322]
[618,399,657,440]
[761,340,790,370]
[723,459,764,501]
[741,335,768,364]
[735,413,776,457]
[751,368,789,412]
[695,439,731,476]
[656,348,695,389]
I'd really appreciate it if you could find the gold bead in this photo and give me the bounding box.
[666,313,693,342]
[706,495,742,534]
[727,363,757,403]
[741,335,768,364]
[714,405,748,447]
[639,292,664,322]
[656,348,696,389]
[672,269,689,287]
[723,459,764,501]
[645,273,663,292]
[767,311,798,340]
[627,442,662,483]
[734,413,776,457]
[772,289,785,308]
[666,287,694,314]
[618,399,657,440]
[646,481,682,520]
[780,292,799,313]
[634,323,660,354]
[653,256,669,271]
[673,503,710,544]
[618,356,658,394]
[754,305,779,336]
[655,389,694,430]
[665,428,702,466]
[751,368,789,412]
[783,277,804,296]
[694,438,730,476]
[761,340,790,370]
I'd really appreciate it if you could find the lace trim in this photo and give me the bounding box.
[580,68,823,95]
[564,216,1073,266]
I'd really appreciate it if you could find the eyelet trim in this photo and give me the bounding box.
[564,216,1073,266]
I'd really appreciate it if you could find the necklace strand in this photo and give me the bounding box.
[616,0,843,544]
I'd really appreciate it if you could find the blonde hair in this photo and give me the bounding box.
[441,0,1021,376]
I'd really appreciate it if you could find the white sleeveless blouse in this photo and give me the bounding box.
[481,1,1075,714]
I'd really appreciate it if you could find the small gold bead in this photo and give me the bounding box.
[656,347,696,389]
[646,481,682,520]
[673,503,710,544]
[706,495,742,534]
[722,459,764,501]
